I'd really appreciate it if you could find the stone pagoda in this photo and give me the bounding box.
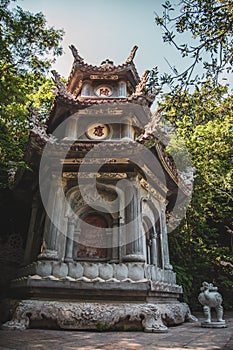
[3,45,195,332]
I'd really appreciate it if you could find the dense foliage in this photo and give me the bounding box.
[0,0,63,187]
[160,83,233,309]
[155,0,233,309]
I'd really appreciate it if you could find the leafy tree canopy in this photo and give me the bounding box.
[0,0,64,74]
[0,0,64,187]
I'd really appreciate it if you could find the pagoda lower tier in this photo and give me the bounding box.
[3,260,196,332]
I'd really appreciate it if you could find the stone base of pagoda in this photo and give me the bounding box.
[2,299,196,332]
[1,260,198,331]
[13,260,178,287]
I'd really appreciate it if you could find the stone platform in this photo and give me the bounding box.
[2,299,195,333]
[2,260,195,332]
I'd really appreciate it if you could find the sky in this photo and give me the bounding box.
[12,0,232,91]
[13,0,184,80]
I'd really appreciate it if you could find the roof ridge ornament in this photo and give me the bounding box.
[26,103,52,140]
[100,58,114,67]
[69,44,84,63]
[125,45,138,63]
[51,70,76,101]
[134,70,150,95]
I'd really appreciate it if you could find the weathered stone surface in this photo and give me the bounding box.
[83,263,99,279]
[99,264,113,280]
[35,261,52,277]
[15,261,178,286]
[52,262,68,278]
[159,303,198,326]
[128,263,145,281]
[2,300,172,332]
[2,300,197,332]
[113,264,128,280]
[68,262,84,279]
[198,281,226,328]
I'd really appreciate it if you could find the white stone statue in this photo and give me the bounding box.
[198,281,226,328]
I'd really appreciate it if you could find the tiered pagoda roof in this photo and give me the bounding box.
[66,45,141,94]
[10,45,194,203]
[47,45,155,133]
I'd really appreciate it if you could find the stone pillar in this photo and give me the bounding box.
[150,232,157,266]
[73,227,81,260]
[161,208,173,270]
[23,192,40,264]
[64,117,77,140]
[64,216,76,262]
[118,211,124,262]
[121,121,134,140]
[38,175,64,260]
[110,218,119,262]
[123,179,145,262]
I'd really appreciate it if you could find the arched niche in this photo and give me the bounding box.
[142,216,155,265]
[64,185,117,261]
[142,199,163,268]
[75,209,111,260]
[64,183,119,218]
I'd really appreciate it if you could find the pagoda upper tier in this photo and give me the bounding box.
[67,44,141,94]
[47,45,155,133]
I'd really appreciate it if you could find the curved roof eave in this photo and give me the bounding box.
[66,45,141,93]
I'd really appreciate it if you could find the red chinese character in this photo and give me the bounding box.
[99,88,110,96]
[93,125,105,137]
